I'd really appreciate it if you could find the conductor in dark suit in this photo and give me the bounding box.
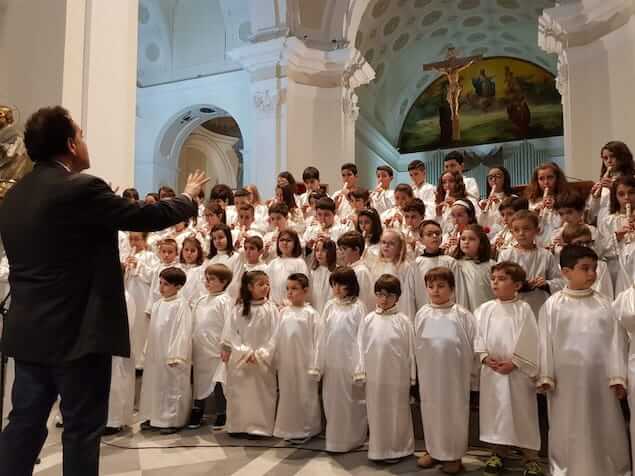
[0,106,209,476]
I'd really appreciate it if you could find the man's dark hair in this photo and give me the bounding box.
[560,245,598,270]
[23,106,76,162]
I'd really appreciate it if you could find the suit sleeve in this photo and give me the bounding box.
[67,175,197,232]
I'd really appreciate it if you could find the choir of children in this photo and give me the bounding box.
[109,146,635,476]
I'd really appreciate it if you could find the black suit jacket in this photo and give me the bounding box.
[0,162,197,364]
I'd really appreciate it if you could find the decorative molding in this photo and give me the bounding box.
[227,37,286,77]
[285,37,375,88]
[342,89,359,121]
[253,89,278,114]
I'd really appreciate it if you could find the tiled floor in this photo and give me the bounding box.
[30,419,543,476]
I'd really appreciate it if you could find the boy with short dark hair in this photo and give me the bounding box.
[332,163,359,219]
[538,245,629,476]
[475,262,542,476]
[355,274,416,463]
[370,165,395,215]
[139,267,192,435]
[303,197,349,252]
[298,166,322,211]
[189,264,234,429]
[408,160,435,211]
[337,231,374,312]
[444,151,480,200]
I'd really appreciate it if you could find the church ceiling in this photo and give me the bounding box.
[355,0,557,146]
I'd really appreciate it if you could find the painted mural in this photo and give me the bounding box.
[398,57,563,153]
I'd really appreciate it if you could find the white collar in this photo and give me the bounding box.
[376,305,399,315]
[563,287,594,298]
[430,301,454,309]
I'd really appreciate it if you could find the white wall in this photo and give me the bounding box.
[135,69,252,195]
[566,17,635,180]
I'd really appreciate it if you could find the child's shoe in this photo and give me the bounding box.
[523,461,545,476]
[417,451,438,468]
[483,455,504,475]
[441,459,464,474]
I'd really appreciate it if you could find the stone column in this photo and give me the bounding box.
[2,0,138,188]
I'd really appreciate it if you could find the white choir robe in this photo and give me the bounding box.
[464,176,480,201]
[332,188,354,220]
[458,259,495,312]
[107,292,137,428]
[183,253,243,305]
[302,222,349,249]
[180,263,203,304]
[139,295,193,428]
[266,257,309,306]
[412,182,436,218]
[613,286,635,465]
[362,242,380,263]
[498,247,564,317]
[287,208,307,236]
[310,265,332,314]
[414,303,476,461]
[477,192,507,230]
[356,307,416,460]
[529,199,561,248]
[369,189,395,216]
[616,241,635,296]
[599,213,633,291]
[586,186,611,225]
[366,258,416,320]
[125,250,158,368]
[538,289,630,476]
[192,291,233,400]
[274,304,322,440]
[310,298,368,452]
[350,259,377,314]
[475,299,540,450]
[144,260,181,314]
[222,300,280,436]
[412,254,469,310]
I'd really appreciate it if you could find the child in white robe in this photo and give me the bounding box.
[221,270,280,436]
[402,200,426,260]
[332,162,359,220]
[538,245,630,476]
[179,236,205,305]
[443,151,480,200]
[123,232,158,369]
[207,224,243,299]
[379,183,413,229]
[598,175,635,291]
[475,262,542,476]
[266,229,309,306]
[241,235,267,273]
[412,220,469,310]
[491,197,523,259]
[414,266,476,474]
[498,210,564,317]
[408,159,436,215]
[453,224,495,312]
[355,274,415,463]
[144,238,180,315]
[302,197,349,256]
[356,208,382,263]
[366,229,415,320]
[273,274,322,442]
[310,267,368,453]
[369,165,395,216]
[188,264,234,429]
[309,239,336,314]
[561,224,614,300]
[139,267,193,434]
[337,231,375,312]
[525,162,566,248]
[613,283,635,465]
[477,166,514,231]
[105,291,137,435]
[551,192,604,259]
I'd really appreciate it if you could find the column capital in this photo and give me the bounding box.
[539,1,634,50]
[227,37,286,80]
[284,37,375,88]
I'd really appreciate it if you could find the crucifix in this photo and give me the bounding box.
[423,47,482,141]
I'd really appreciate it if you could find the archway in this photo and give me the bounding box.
[156,104,243,194]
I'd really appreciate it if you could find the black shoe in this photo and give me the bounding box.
[159,427,179,435]
[213,414,226,428]
[187,408,203,429]
[140,420,155,432]
[135,368,143,377]
[103,426,122,436]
